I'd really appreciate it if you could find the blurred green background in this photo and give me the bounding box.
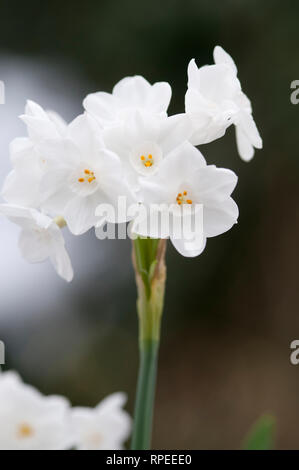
[1,0,299,449]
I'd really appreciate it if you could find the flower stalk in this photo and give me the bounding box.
[131,238,167,450]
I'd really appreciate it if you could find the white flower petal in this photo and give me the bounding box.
[204,197,239,237]
[0,371,72,450]
[158,113,192,154]
[171,235,207,258]
[113,76,171,114]
[193,166,238,204]
[50,245,73,282]
[213,45,238,75]
[63,194,99,235]
[83,92,117,126]
[187,59,200,89]
[71,392,132,451]
[235,125,254,162]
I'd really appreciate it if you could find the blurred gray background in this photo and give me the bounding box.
[0,0,299,449]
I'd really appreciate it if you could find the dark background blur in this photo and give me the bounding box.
[0,0,299,449]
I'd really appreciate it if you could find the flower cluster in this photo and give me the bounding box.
[0,46,262,280]
[0,371,131,450]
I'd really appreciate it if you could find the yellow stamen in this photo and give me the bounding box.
[78,169,96,184]
[140,153,155,168]
[18,424,34,439]
[177,190,193,206]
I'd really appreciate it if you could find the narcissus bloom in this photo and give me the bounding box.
[70,393,132,450]
[0,372,72,450]
[135,142,238,257]
[2,101,67,208]
[185,46,262,161]
[1,49,261,279]
[39,114,136,235]
[84,75,172,128]
[0,204,73,281]
[103,111,191,189]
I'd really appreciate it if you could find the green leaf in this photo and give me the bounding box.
[243,414,276,450]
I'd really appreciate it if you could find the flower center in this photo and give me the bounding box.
[130,141,162,177]
[140,154,153,168]
[17,423,34,439]
[78,168,96,184]
[176,190,193,205]
[69,163,99,197]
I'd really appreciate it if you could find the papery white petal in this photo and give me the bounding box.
[2,169,40,208]
[46,110,67,136]
[113,76,171,114]
[0,371,72,450]
[158,113,192,154]
[71,392,132,451]
[67,113,103,155]
[187,59,200,89]
[20,114,59,141]
[235,111,263,162]
[18,228,54,263]
[149,81,172,114]
[25,99,49,119]
[83,92,117,126]
[96,392,127,413]
[204,197,239,237]
[171,235,207,258]
[50,245,73,282]
[235,125,255,162]
[63,194,99,235]
[0,204,39,228]
[192,166,238,204]
[213,45,238,75]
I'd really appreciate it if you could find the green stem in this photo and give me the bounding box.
[131,339,159,450]
[131,238,167,450]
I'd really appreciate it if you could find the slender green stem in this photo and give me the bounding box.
[131,339,159,450]
[131,238,167,450]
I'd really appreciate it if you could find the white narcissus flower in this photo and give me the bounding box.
[135,142,238,257]
[39,114,137,235]
[185,46,262,161]
[103,111,192,189]
[2,100,67,208]
[71,393,132,450]
[0,371,73,450]
[0,204,73,282]
[83,75,172,128]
